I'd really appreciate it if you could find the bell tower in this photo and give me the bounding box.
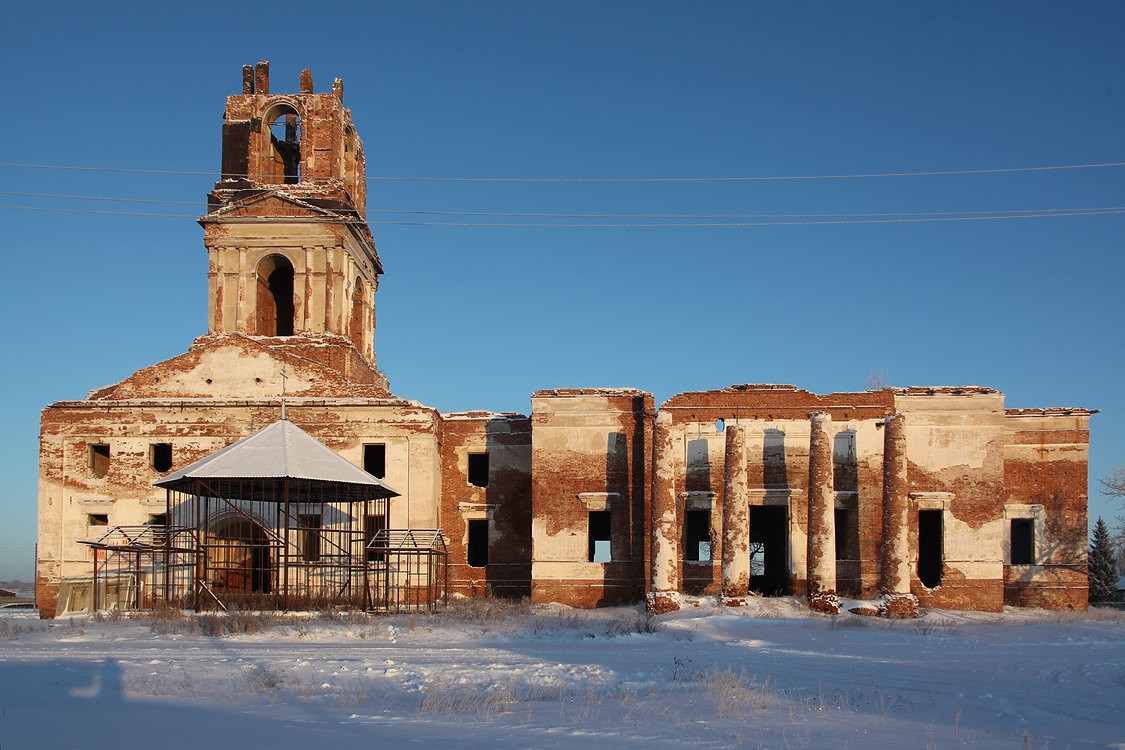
[200,61,381,365]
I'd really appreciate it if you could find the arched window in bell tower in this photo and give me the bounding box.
[256,255,295,336]
[264,104,301,184]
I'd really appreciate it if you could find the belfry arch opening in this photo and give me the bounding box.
[256,254,295,336]
[264,104,301,184]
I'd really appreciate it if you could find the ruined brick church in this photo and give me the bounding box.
[36,64,1093,618]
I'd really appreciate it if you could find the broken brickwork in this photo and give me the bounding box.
[529,389,652,608]
[439,412,532,599]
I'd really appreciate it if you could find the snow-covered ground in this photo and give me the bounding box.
[1,598,1122,749]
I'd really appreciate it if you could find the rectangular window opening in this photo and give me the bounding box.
[363,444,386,478]
[918,509,943,588]
[763,430,787,487]
[588,510,611,563]
[87,513,109,527]
[467,519,490,568]
[1010,518,1035,565]
[467,452,489,488]
[684,509,712,562]
[832,433,857,492]
[150,443,173,473]
[834,508,849,560]
[365,514,386,562]
[298,514,322,562]
[89,444,110,479]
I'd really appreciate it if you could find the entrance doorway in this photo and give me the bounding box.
[917,510,943,588]
[749,505,790,596]
[209,516,272,594]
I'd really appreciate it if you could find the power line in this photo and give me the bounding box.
[366,162,1125,183]
[2,159,1125,183]
[371,206,1125,220]
[0,191,203,207]
[3,190,1125,220]
[0,205,197,219]
[4,203,1123,226]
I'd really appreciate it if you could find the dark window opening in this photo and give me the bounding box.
[363,444,386,478]
[298,514,322,562]
[365,514,386,562]
[467,519,490,568]
[684,509,712,562]
[147,514,167,545]
[151,443,173,473]
[87,513,109,527]
[89,444,110,479]
[1010,518,1034,565]
[255,255,295,337]
[467,452,489,487]
[918,510,943,588]
[834,508,849,560]
[588,510,611,562]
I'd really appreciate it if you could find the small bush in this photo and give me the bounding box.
[602,608,661,637]
[419,678,518,719]
[246,664,283,691]
[0,620,49,640]
[698,667,773,716]
[438,595,533,624]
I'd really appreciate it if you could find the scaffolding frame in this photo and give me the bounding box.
[80,482,449,613]
[164,477,393,612]
[366,529,449,613]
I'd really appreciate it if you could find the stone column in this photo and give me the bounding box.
[806,412,839,613]
[880,413,917,617]
[721,424,751,600]
[648,410,680,613]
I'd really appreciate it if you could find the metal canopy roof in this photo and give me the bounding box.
[154,419,400,499]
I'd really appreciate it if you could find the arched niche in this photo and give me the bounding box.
[349,276,367,351]
[256,254,295,336]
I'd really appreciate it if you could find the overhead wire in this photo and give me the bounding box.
[3,203,1124,226]
[2,159,1125,183]
[2,190,1125,221]
[3,158,1123,226]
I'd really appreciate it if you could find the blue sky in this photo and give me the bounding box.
[2,2,1123,580]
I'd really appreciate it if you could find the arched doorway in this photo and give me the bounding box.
[209,515,272,595]
[256,254,295,336]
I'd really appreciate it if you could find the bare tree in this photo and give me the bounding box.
[1098,468,1125,576]
[1100,467,1125,502]
[864,370,889,390]
[1113,516,1125,577]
